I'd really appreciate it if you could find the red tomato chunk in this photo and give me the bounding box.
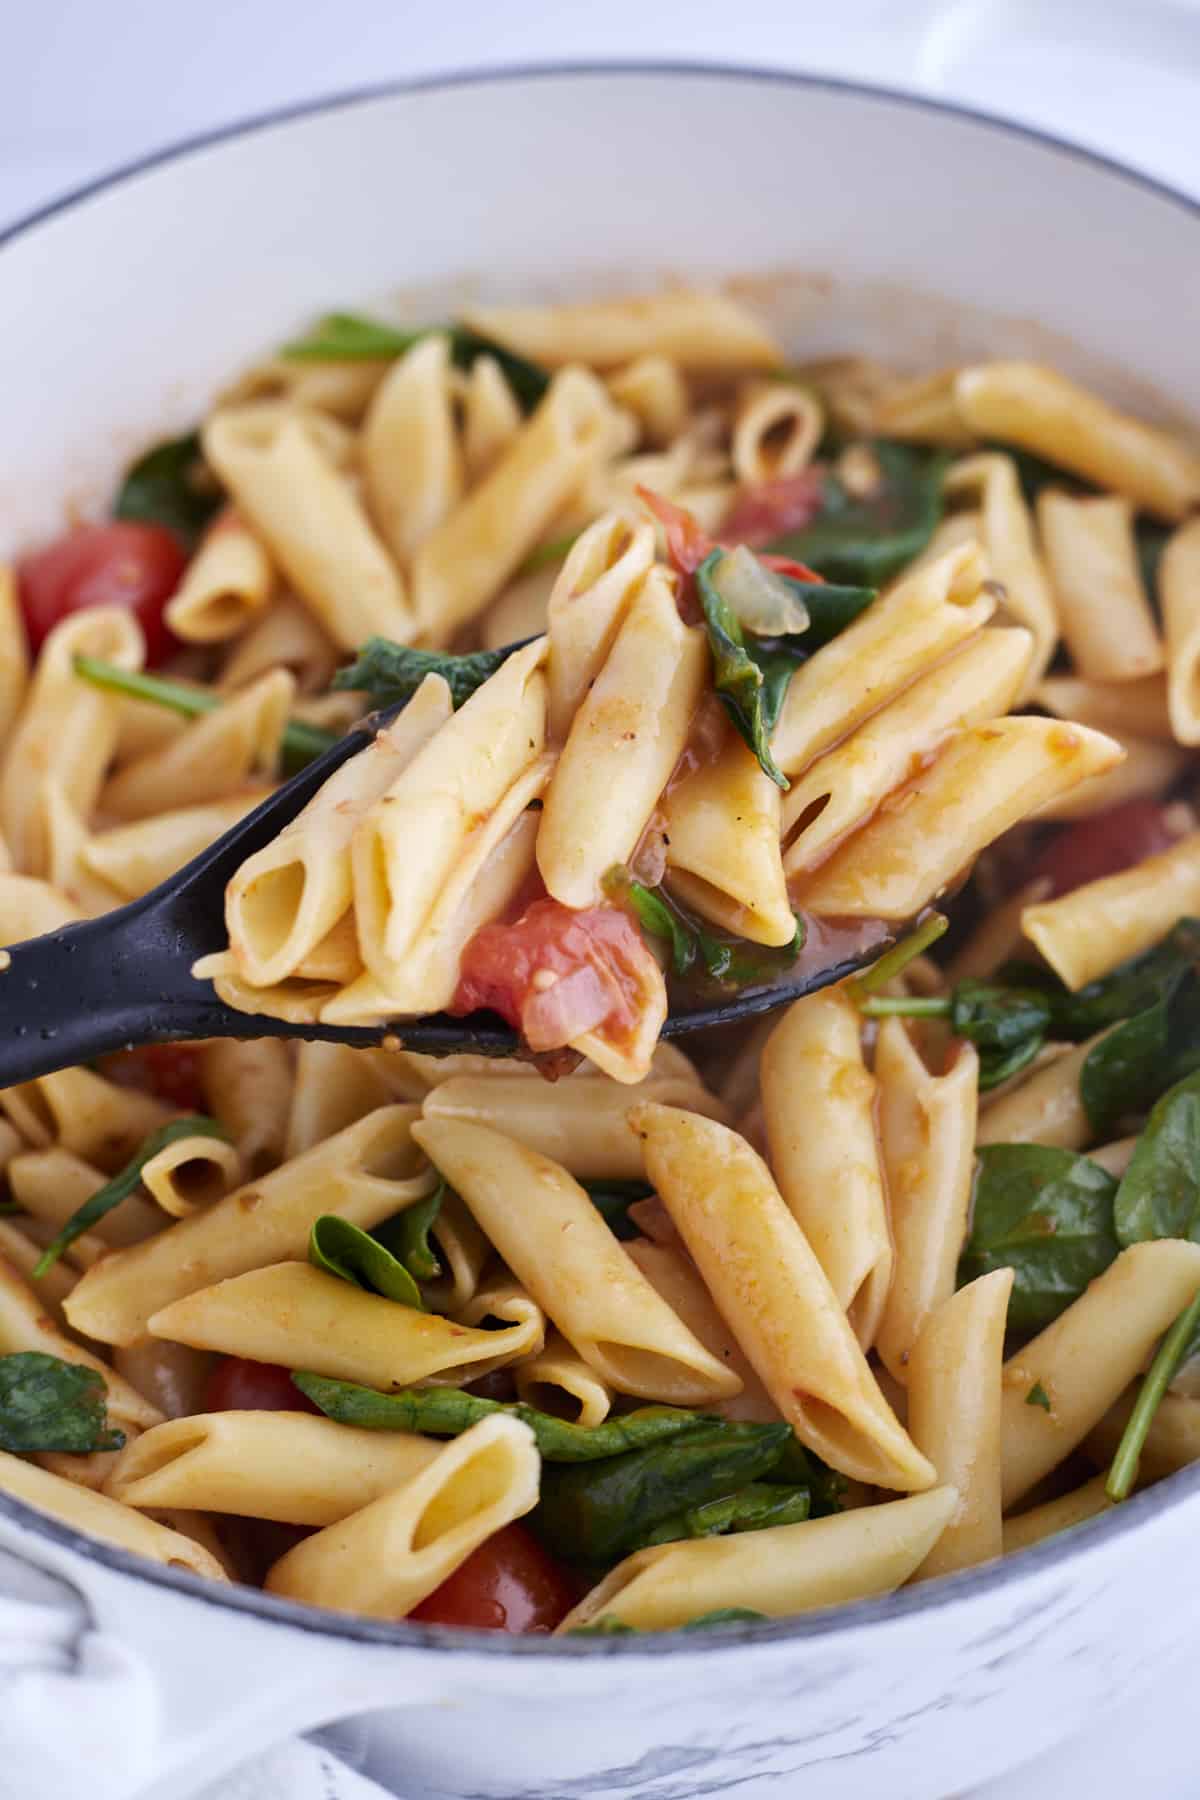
[409,1524,576,1633]
[203,1357,319,1415]
[17,521,185,664]
[1030,798,1185,898]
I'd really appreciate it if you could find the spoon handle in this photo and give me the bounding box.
[0,894,259,1086]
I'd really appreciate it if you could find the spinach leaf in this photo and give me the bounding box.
[766,442,950,586]
[958,1144,1119,1332]
[1026,1382,1052,1411]
[112,430,223,547]
[294,1373,716,1462]
[1051,921,1200,1039]
[534,1419,792,1562]
[859,977,1051,1090]
[1113,1070,1200,1247]
[569,1608,769,1636]
[792,581,878,649]
[308,1215,423,1309]
[33,1116,228,1276]
[1136,520,1171,613]
[1080,967,1200,1137]
[637,1481,811,1550]
[279,313,549,412]
[0,1352,125,1454]
[697,549,798,788]
[604,866,805,989]
[761,1436,846,1516]
[1107,1286,1200,1501]
[72,657,338,773]
[372,1181,447,1285]
[332,638,517,711]
[581,1179,653,1242]
[985,443,1095,508]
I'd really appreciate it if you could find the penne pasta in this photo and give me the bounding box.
[1037,492,1163,683]
[361,334,464,563]
[545,509,657,740]
[514,1332,614,1428]
[83,792,270,900]
[1034,673,1173,744]
[139,1131,243,1219]
[1002,1475,1114,1555]
[460,291,781,373]
[1162,517,1200,744]
[605,354,689,447]
[1085,1389,1200,1483]
[944,454,1057,692]
[625,1236,778,1423]
[730,380,822,486]
[1022,831,1200,991]
[0,566,30,752]
[0,1255,162,1431]
[199,1037,293,1175]
[165,509,277,644]
[975,1036,1100,1150]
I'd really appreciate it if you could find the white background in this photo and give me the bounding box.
[6,3,1200,1795]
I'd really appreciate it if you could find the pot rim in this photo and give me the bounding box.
[3,56,1198,1655]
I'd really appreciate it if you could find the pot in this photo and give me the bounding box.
[1,63,1199,1800]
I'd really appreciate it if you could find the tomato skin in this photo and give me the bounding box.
[720,472,825,547]
[636,485,820,614]
[17,521,186,664]
[1030,798,1184,899]
[103,1043,207,1113]
[408,1524,577,1633]
[203,1357,320,1415]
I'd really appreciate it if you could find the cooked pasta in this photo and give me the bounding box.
[6,286,1200,1638]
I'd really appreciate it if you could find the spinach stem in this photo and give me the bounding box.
[74,656,337,769]
[848,913,948,1001]
[858,995,951,1019]
[1106,1286,1200,1502]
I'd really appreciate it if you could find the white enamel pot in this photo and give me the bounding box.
[2,63,1200,1800]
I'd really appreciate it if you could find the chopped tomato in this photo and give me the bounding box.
[203,1357,320,1415]
[17,521,185,664]
[409,1524,576,1633]
[451,898,650,1053]
[1029,798,1186,899]
[103,1043,207,1113]
[720,472,826,547]
[637,485,822,614]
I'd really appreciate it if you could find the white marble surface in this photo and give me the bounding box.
[5,5,1200,1795]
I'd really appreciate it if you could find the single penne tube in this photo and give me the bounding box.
[545,509,656,740]
[284,1041,408,1159]
[327,762,551,1022]
[421,1069,728,1180]
[782,627,1032,875]
[1002,1475,1114,1555]
[101,668,295,822]
[165,509,277,644]
[0,872,82,942]
[632,1104,935,1489]
[0,1256,162,1431]
[760,987,893,1349]
[148,1262,541,1388]
[874,1025,979,1383]
[1084,1135,1140,1179]
[1034,674,1173,743]
[462,290,781,372]
[411,368,617,641]
[459,353,524,479]
[944,454,1057,692]
[350,639,546,988]
[139,1133,244,1219]
[192,951,336,1026]
[63,1105,434,1347]
[943,878,1050,985]
[265,1414,540,1619]
[221,356,390,420]
[479,564,558,651]
[0,1449,228,1581]
[515,1332,614,1428]
[906,1270,1012,1579]
[870,369,976,449]
[1033,732,1187,823]
[1000,1239,1200,1508]
[104,1409,441,1523]
[1037,492,1163,682]
[770,544,994,778]
[217,593,339,696]
[0,606,143,875]
[558,1487,958,1633]
[2,1066,169,1170]
[0,566,29,751]
[975,1035,1101,1150]
[730,380,822,485]
[361,334,464,563]
[202,404,414,648]
[953,361,1200,520]
[8,1147,164,1252]
[1085,1389,1200,1482]
[537,567,708,907]
[35,1441,134,1494]
[411,1116,739,1405]
[420,1188,492,1317]
[625,1237,778,1423]
[0,1219,77,1329]
[36,773,124,916]
[1162,518,1200,743]
[1022,831,1200,991]
[664,721,795,948]
[605,354,689,446]
[797,719,1123,921]
[200,1037,292,1175]
[225,674,452,987]
[83,791,269,900]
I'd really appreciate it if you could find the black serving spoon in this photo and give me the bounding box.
[0,697,893,1087]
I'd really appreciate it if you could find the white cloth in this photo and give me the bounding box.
[0,1548,393,1800]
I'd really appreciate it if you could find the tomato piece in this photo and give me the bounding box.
[17,521,186,664]
[636,485,821,614]
[203,1357,320,1415]
[409,1524,577,1633]
[1029,798,1185,899]
[103,1043,207,1113]
[451,898,653,1053]
[720,472,826,547]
